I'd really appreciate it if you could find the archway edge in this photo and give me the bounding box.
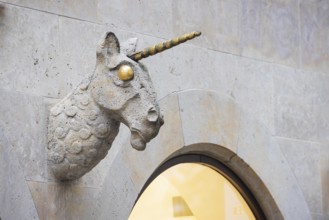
[166,143,283,220]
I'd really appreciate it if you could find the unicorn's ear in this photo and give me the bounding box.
[96,32,120,62]
[103,32,120,56]
[121,38,138,56]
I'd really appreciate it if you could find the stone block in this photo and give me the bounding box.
[277,137,322,214]
[28,181,101,220]
[96,152,137,220]
[233,58,274,133]
[0,89,48,182]
[65,185,100,220]
[0,4,60,97]
[55,17,106,98]
[321,143,329,217]
[273,65,329,142]
[300,0,329,74]
[240,0,300,68]
[179,90,239,152]
[237,111,311,220]
[1,0,97,22]
[0,128,38,220]
[98,0,173,40]
[27,181,66,220]
[172,0,241,54]
[311,213,326,220]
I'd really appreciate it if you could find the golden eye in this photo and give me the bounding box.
[118,65,134,81]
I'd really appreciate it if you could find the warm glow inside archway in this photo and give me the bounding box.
[129,163,256,220]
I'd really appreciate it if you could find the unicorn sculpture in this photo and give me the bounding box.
[47,31,201,180]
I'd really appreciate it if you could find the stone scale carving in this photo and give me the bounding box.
[47,31,201,180]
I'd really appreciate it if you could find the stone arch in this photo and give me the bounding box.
[96,90,310,219]
[149,144,282,220]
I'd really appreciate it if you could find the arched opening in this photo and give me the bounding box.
[129,155,266,220]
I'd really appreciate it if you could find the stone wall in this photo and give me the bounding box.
[0,0,328,219]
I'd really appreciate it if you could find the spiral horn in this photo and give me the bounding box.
[128,31,201,61]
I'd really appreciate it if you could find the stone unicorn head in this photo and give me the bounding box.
[47,31,201,181]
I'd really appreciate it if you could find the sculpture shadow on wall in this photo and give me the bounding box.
[47,31,201,181]
[0,5,6,40]
[0,4,5,27]
[0,4,4,17]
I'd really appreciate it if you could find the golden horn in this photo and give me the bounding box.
[129,31,201,61]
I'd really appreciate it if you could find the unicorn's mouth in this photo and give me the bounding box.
[130,128,147,151]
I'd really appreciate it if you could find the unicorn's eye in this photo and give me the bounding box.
[118,65,134,81]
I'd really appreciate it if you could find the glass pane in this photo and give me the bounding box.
[129,163,255,220]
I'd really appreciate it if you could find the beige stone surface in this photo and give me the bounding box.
[0,89,48,182]
[300,0,329,74]
[273,65,329,142]
[27,181,66,220]
[1,0,98,22]
[277,137,322,214]
[0,127,38,220]
[179,90,240,152]
[233,58,274,133]
[55,17,106,99]
[0,4,60,97]
[321,143,329,219]
[98,1,173,40]
[96,152,138,220]
[172,0,241,54]
[237,110,311,220]
[240,0,300,68]
[64,184,100,220]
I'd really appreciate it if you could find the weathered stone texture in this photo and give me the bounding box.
[241,0,300,67]
[277,138,322,214]
[0,89,48,182]
[172,0,241,54]
[300,0,329,74]
[179,90,240,151]
[274,65,329,142]
[27,181,66,220]
[321,143,329,219]
[0,128,39,220]
[237,111,311,220]
[1,0,97,22]
[96,152,138,220]
[0,4,60,97]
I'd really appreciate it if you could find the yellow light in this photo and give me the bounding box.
[129,163,255,220]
